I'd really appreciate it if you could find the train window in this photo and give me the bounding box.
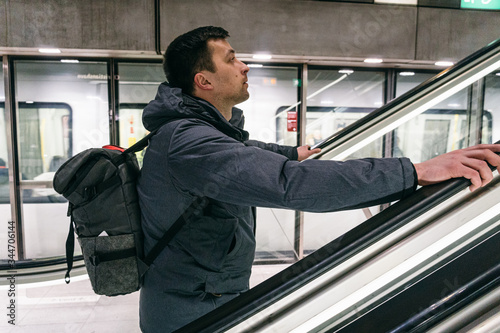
[14,60,108,259]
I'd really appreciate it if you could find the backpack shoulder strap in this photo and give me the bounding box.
[123,129,158,155]
[139,197,209,276]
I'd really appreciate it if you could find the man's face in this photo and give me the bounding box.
[203,39,250,106]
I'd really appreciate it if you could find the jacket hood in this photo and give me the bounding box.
[143,82,249,142]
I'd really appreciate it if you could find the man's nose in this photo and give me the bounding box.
[240,61,249,74]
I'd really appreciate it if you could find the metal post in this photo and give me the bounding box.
[466,79,485,146]
[107,59,118,146]
[294,64,308,261]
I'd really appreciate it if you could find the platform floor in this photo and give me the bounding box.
[1,264,289,333]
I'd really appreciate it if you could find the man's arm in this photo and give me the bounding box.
[245,140,321,161]
[414,144,500,191]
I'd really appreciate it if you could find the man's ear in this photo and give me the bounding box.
[194,72,213,91]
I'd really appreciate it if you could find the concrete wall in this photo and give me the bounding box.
[0,0,155,51]
[416,7,500,61]
[161,0,417,61]
[1,0,499,63]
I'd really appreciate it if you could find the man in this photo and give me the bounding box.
[137,26,500,332]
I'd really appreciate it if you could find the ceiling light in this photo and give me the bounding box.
[435,61,454,67]
[61,59,79,63]
[247,64,263,68]
[399,71,415,76]
[374,0,417,4]
[252,54,272,60]
[364,58,383,64]
[38,48,61,54]
[338,69,354,74]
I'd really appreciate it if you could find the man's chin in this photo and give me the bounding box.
[237,93,250,104]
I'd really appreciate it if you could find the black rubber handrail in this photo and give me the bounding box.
[311,37,500,154]
[392,264,500,333]
[335,228,500,333]
[0,255,83,273]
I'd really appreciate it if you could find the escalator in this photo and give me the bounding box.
[176,38,500,332]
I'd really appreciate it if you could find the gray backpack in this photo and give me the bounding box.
[53,131,206,296]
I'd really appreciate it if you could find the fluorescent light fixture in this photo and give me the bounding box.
[38,48,61,54]
[375,0,417,4]
[399,71,415,76]
[496,72,500,76]
[338,69,354,74]
[375,0,417,5]
[61,59,79,63]
[25,101,34,104]
[435,61,454,67]
[252,54,272,60]
[364,58,383,64]
[247,64,263,68]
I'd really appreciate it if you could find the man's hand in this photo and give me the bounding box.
[414,144,500,191]
[297,145,322,161]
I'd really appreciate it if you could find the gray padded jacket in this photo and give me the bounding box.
[137,82,417,296]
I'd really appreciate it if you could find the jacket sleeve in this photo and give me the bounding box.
[167,120,417,213]
[244,140,299,160]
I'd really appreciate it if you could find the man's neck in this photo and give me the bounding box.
[193,91,233,121]
[217,106,232,121]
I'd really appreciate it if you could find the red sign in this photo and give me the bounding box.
[287,111,297,132]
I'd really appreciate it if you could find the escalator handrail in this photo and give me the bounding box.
[179,147,499,333]
[0,255,83,274]
[390,262,500,333]
[311,37,500,155]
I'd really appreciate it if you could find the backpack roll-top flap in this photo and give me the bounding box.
[53,148,122,204]
[53,148,143,241]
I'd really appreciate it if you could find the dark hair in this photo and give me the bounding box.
[163,26,230,95]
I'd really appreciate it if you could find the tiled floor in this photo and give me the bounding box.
[1,264,289,333]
